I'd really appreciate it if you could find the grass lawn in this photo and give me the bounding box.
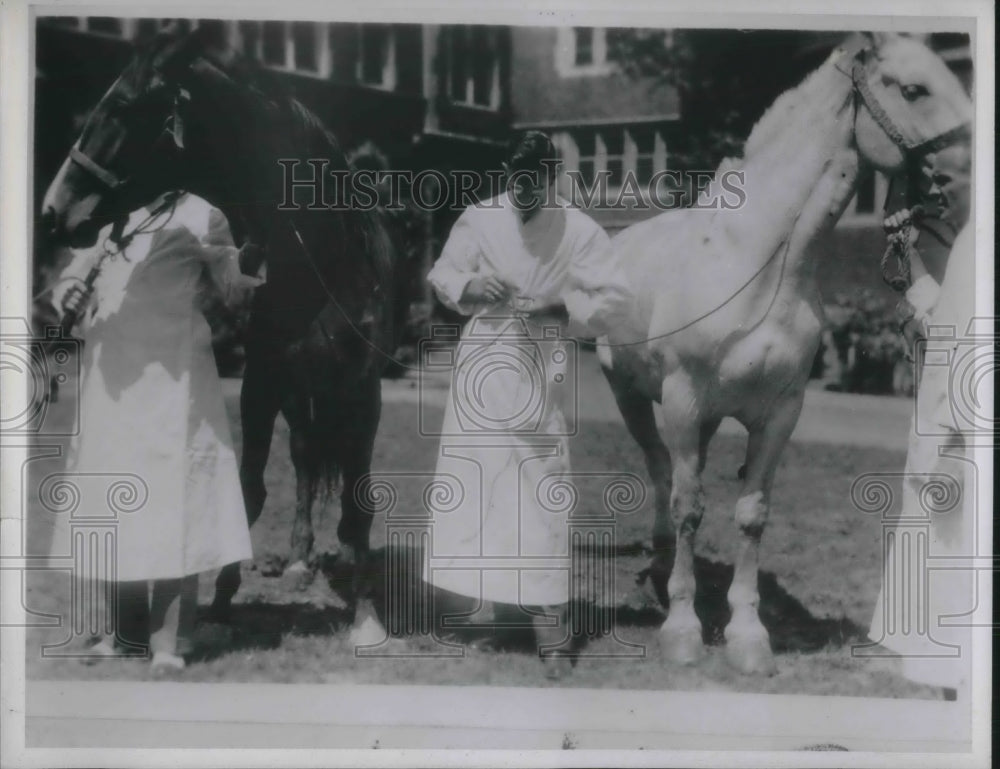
[23,376,938,700]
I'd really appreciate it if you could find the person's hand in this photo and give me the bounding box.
[60,282,92,322]
[461,275,511,305]
[883,208,920,248]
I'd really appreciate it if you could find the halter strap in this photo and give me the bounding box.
[69,144,128,190]
[851,58,971,156]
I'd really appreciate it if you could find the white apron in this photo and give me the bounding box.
[51,194,255,582]
[868,224,977,690]
[424,193,631,606]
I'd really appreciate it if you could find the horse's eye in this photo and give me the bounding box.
[900,83,929,102]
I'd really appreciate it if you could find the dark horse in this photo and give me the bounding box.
[40,24,406,631]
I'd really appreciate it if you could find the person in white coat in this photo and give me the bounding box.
[52,192,262,673]
[423,132,633,678]
[869,142,976,701]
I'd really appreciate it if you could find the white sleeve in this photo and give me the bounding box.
[427,210,482,316]
[195,207,261,309]
[905,248,941,321]
[560,223,633,337]
[48,246,101,322]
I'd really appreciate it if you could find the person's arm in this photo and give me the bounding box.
[427,211,510,315]
[196,207,264,310]
[49,245,101,331]
[559,224,633,338]
[905,249,941,328]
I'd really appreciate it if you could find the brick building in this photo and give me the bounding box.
[34,18,972,306]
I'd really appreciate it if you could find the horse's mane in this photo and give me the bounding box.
[146,30,397,298]
[736,45,850,164]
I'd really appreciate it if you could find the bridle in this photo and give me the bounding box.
[849,51,972,158]
[67,84,190,198]
[848,48,971,302]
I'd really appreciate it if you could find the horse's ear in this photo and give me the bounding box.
[861,31,895,53]
[193,21,239,65]
[151,25,202,79]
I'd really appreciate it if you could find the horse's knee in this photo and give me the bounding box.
[734,491,767,538]
[670,483,705,534]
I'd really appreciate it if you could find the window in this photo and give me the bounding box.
[357,24,395,88]
[445,26,500,109]
[239,20,260,59]
[86,17,124,36]
[575,130,597,187]
[135,18,161,41]
[292,22,317,72]
[603,130,625,187]
[556,27,612,77]
[261,21,286,67]
[238,21,328,76]
[470,26,494,106]
[628,125,667,187]
[449,27,468,101]
[573,27,593,66]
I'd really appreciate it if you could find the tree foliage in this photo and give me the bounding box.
[607,29,845,170]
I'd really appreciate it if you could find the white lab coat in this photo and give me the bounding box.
[51,194,256,581]
[424,192,632,606]
[868,223,978,691]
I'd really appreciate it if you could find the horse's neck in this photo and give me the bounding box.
[729,62,859,301]
[734,60,855,244]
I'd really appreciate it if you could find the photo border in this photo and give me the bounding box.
[2,0,993,766]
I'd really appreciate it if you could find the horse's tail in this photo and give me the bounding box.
[308,386,343,506]
[285,335,345,506]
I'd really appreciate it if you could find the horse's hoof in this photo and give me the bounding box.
[659,624,705,665]
[281,560,314,592]
[335,544,359,569]
[724,633,777,676]
[542,652,573,681]
[348,615,388,649]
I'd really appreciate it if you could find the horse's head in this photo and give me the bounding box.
[40,24,236,247]
[850,33,972,174]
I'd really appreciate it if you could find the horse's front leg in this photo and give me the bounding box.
[212,360,280,620]
[658,376,708,664]
[725,392,803,675]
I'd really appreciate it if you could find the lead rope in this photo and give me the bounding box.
[36,192,183,332]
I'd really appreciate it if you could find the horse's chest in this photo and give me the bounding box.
[715,313,820,395]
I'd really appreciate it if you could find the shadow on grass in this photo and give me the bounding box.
[194,543,864,662]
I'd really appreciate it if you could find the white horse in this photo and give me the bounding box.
[599,33,972,674]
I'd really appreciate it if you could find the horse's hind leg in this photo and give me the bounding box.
[336,378,386,644]
[284,420,319,591]
[212,362,280,620]
[605,373,674,604]
[725,393,803,675]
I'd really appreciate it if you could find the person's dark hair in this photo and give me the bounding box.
[505,130,558,173]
